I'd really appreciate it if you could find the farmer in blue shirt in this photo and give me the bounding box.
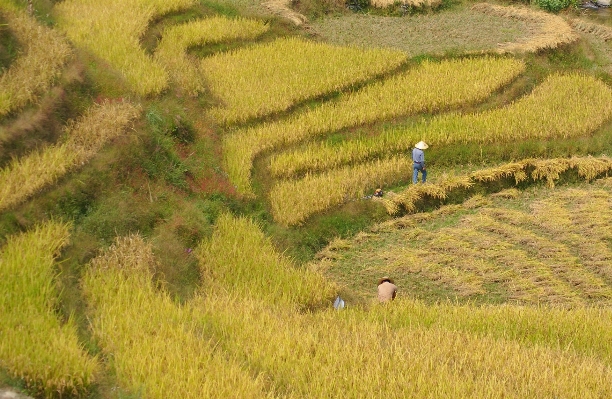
[412,141,428,184]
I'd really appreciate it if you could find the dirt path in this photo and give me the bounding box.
[262,0,307,25]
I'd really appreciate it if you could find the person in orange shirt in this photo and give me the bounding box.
[377,276,397,303]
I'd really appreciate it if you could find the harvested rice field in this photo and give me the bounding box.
[317,180,612,305]
[310,7,531,54]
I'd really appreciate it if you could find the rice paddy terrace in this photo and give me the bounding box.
[3,0,612,397]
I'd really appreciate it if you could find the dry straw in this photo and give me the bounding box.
[0,221,99,396]
[472,3,578,53]
[55,0,197,96]
[226,57,525,195]
[0,10,72,117]
[570,19,612,41]
[83,234,270,399]
[388,156,612,215]
[203,36,408,125]
[155,16,268,96]
[0,101,140,212]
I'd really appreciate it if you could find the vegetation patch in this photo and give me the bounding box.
[155,15,269,96]
[269,74,612,178]
[202,36,407,124]
[225,56,525,196]
[0,101,140,212]
[83,234,269,399]
[0,221,99,396]
[0,10,71,118]
[54,0,197,96]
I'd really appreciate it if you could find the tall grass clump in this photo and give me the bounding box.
[224,56,525,195]
[270,156,413,225]
[472,3,577,52]
[196,213,336,307]
[0,221,99,396]
[0,10,72,117]
[272,73,612,178]
[0,101,140,212]
[155,16,268,96]
[193,295,612,398]
[202,36,408,124]
[55,0,196,96]
[82,234,271,399]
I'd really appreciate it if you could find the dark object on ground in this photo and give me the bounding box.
[580,1,601,9]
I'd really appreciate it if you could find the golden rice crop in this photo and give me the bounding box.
[202,36,408,124]
[55,0,197,96]
[82,234,271,399]
[0,10,72,117]
[472,3,578,53]
[0,221,99,396]
[196,213,336,307]
[0,101,140,212]
[270,74,612,178]
[225,56,525,195]
[194,294,612,398]
[270,156,413,226]
[368,299,612,366]
[155,16,268,96]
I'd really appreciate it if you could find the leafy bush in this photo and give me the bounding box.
[535,0,574,12]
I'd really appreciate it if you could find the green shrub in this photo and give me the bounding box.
[535,0,574,12]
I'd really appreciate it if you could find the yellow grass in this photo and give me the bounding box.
[55,0,196,96]
[196,213,336,307]
[0,101,140,211]
[155,16,268,96]
[472,3,578,53]
[0,10,72,117]
[82,234,271,399]
[0,221,99,396]
[270,74,612,178]
[225,56,525,195]
[368,299,612,366]
[270,156,413,226]
[194,294,612,398]
[202,36,408,124]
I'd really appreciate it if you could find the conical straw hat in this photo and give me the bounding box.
[415,141,429,150]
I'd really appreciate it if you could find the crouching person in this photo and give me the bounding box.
[377,276,397,303]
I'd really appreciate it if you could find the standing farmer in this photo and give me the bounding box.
[412,141,428,184]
